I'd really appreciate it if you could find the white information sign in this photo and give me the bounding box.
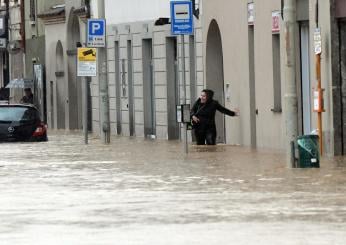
[248,3,255,25]
[314,28,322,54]
[77,48,97,77]
[313,90,319,111]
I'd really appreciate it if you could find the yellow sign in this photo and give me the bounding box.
[78,48,97,62]
[77,48,97,77]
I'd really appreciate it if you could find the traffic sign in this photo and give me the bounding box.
[87,19,106,47]
[170,1,194,35]
[77,48,97,77]
[314,28,322,55]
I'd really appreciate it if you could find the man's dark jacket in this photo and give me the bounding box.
[190,98,235,130]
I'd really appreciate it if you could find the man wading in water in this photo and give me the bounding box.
[190,89,239,145]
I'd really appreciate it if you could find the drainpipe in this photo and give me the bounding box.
[98,0,110,143]
[5,0,10,82]
[20,0,26,78]
[5,0,9,29]
[283,0,298,167]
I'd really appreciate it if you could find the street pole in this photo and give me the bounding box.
[98,0,110,144]
[316,53,323,155]
[181,35,188,154]
[314,1,323,155]
[283,0,298,167]
[82,77,88,144]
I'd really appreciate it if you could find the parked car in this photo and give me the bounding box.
[0,104,47,142]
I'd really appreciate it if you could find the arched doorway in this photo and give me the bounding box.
[56,40,65,129]
[67,10,82,130]
[206,19,225,143]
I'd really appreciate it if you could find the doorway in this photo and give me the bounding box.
[166,37,180,140]
[67,12,82,130]
[248,25,257,147]
[127,40,135,136]
[206,20,225,143]
[338,21,346,154]
[189,35,197,103]
[49,81,54,129]
[115,41,122,135]
[142,39,156,138]
[55,40,65,129]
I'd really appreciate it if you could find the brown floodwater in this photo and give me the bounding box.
[0,132,345,244]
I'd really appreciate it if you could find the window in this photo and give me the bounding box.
[30,0,36,22]
[271,33,282,112]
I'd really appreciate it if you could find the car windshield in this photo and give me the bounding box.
[0,107,37,122]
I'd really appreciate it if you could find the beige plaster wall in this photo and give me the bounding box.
[202,0,333,153]
[202,0,284,149]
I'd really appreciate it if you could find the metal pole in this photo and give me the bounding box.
[181,35,188,154]
[98,0,110,143]
[315,1,323,156]
[316,53,323,155]
[82,77,88,144]
[283,0,298,167]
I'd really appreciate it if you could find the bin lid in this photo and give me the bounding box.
[297,134,319,140]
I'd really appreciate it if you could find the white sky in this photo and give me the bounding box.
[103,0,171,25]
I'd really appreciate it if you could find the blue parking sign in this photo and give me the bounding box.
[170,1,194,35]
[87,19,106,47]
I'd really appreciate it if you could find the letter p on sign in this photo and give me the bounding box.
[92,23,101,34]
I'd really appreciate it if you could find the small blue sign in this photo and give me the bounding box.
[170,1,194,35]
[87,19,106,47]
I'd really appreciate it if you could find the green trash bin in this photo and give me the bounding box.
[297,135,320,168]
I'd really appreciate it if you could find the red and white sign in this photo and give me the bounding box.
[272,11,281,33]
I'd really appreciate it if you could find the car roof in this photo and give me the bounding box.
[0,104,38,110]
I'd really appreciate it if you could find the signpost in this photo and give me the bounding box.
[87,15,110,144]
[77,47,97,144]
[170,1,194,35]
[314,28,322,55]
[77,48,97,77]
[171,1,194,154]
[87,19,106,48]
[272,11,280,33]
[313,27,324,155]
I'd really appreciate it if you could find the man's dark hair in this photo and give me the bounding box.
[202,89,214,101]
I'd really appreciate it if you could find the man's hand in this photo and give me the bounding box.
[192,115,200,123]
[234,108,240,116]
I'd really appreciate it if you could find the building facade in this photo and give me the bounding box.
[201,0,341,155]
[39,0,89,130]
[2,0,23,101]
[99,17,203,139]
[41,0,203,142]
[0,0,10,91]
[1,0,49,116]
[90,0,203,139]
[34,0,344,156]
[330,0,346,155]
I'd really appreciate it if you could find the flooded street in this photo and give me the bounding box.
[0,132,346,245]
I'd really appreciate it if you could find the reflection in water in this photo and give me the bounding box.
[0,132,345,244]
